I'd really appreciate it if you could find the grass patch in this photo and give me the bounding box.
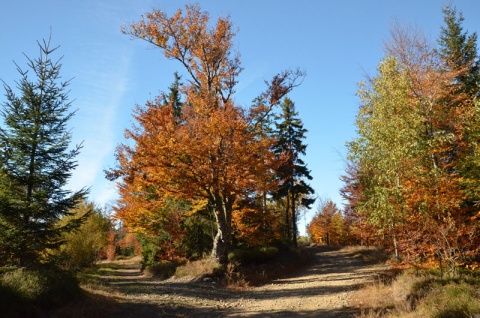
[175,258,221,278]
[351,269,480,318]
[416,280,480,318]
[341,246,390,264]
[0,266,80,317]
[144,260,176,279]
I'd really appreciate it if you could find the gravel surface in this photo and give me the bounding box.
[88,247,387,317]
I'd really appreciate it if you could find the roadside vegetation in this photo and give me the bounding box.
[351,266,480,318]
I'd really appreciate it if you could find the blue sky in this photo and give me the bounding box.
[1,1,479,234]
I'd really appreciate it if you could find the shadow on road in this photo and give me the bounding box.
[59,246,385,317]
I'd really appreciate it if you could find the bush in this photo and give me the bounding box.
[175,258,221,278]
[0,282,25,317]
[415,280,480,318]
[0,266,80,313]
[56,201,111,270]
[138,235,162,267]
[228,246,279,265]
[351,269,480,318]
[143,261,176,279]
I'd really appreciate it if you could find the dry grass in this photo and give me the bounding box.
[351,272,420,317]
[351,269,480,318]
[351,281,395,316]
[174,258,221,278]
[341,246,390,264]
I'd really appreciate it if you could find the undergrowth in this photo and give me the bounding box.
[0,266,80,318]
[173,245,313,288]
[230,246,313,287]
[351,268,480,318]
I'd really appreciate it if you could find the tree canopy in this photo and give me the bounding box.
[109,4,304,265]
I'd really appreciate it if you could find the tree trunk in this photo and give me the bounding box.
[393,232,399,260]
[285,193,290,243]
[212,225,229,265]
[291,191,297,248]
[211,193,232,265]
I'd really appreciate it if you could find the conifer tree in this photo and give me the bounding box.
[438,5,480,209]
[0,38,87,267]
[438,4,480,96]
[164,72,183,121]
[273,97,315,247]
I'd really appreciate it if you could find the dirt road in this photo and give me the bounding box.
[87,247,386,317]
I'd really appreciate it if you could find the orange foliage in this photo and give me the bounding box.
[347,25,480,272]
[232,203,283,248]
[308,201,345,246]
[110,4,303,264]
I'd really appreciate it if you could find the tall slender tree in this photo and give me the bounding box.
[273,97,315,247]
[438,4,480,97]
[0,37,87,267]
[438,5,480,211]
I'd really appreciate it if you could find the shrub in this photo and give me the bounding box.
[138,235,162,267]
[415,281,480,318]
[175,258,221,278]
[1,266,80,309]
[143,261,176,279]
[351,269,480,318]
[56,201,111,270]
[228,246,279,265]
[0,281,26,317]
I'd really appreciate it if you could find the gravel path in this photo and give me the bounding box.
[89,247,386,317]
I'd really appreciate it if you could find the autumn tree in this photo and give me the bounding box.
[308,200,344,246]
[230,96,284,248]
[56,201,111,270]
[110,4,302,265]
[348,54,416,258]
[110,74,214,264]
[339,159,379,246]
[0,38,87,267]
[347,12,480,275]
[273,97,315,247]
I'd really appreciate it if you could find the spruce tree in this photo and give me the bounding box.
[273,97,315,247]
[164,72,183,121]
[0,37,87,267]
[438,4,480,96]
[438,5,480,209]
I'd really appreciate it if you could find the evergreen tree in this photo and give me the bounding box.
[164,72,183,121]
[0,38,87,267]
[273,97,315,247]
[438,5,480,208]
[438,4,480,96]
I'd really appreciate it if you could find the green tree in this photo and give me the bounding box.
[0,38,87,267]
[273,97,315,247]
[438,4,480,96]
[349,56,417,257]
[163,72,183,121]
[438,5,480,211]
